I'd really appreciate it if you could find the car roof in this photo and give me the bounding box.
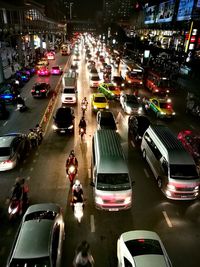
[120,230,160,242]
[25,203,60,215]
[13,220,54,259]
[98,111,114,118]
[0,134,18,147]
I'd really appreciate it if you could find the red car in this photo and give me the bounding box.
[37,66,50,76]
[51,66,63,75]
[178,130,200,164]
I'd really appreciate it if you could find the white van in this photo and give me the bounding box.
[141,125,200,200]
[61,71,77,104]
[91,130,133,211]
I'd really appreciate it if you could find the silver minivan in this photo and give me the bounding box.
[141,125,200,200]
[7,203,65,267]
[91,129,133,211]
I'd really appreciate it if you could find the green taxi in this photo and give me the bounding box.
[98,83,121,100]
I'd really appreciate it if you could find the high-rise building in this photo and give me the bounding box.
[103,0,133,23]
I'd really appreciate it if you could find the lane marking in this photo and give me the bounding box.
[33,159,37,163]
[90,214,95,232]
[131,140,135,148]
[144,168,150,178]
[3,121,8,126]
[30,167,34,172]
[162,211,173,228]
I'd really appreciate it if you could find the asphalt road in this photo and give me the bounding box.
[0,47,200,267]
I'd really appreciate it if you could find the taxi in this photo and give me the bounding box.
[36,58,49,69]
[91,93,109,112]
[98,82,121,100]
[46,52,55,60]
[145,97,175,119]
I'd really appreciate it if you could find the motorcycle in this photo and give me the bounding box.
[67,165,77,186]
[34,128,43,144]
[74,202,84,223]
[79,127,86,140]
[17,103,27,112]
[81,104,87,116]
[8,198,22,220]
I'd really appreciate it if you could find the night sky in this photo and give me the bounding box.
[73,0,103,20]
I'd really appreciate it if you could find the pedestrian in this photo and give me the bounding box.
[28,129,38,148]
[73,247,94,267]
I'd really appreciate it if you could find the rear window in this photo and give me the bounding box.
[63,88,75,94]
[125,239,163,257]
[9,257,50,267]
[0,147,10,156]
[35,84,46,90]
[24,210,57,222]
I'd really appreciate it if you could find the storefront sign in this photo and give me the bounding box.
[177,0,194,21]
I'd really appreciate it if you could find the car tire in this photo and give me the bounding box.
[142,149,146,160]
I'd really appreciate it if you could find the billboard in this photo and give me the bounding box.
[177,0,194,21]
[144,5,157,24]
[156,0,175,23]
[192,0,200,19]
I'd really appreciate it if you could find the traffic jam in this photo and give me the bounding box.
[0,32,200,267]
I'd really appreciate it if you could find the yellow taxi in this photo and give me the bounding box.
[36,58,49,70]
[91,93,109,112]
[145,97,175,119]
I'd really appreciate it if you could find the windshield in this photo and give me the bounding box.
[170,164,199,179]
[63,88,75,94]
[125,239,163,257]
[94,97,106,103]
[108,86,117,91]
[0,147,10,156]
[129,72,142,80]
[97,173,130,190]
[10,257,50,267]
[126,95,138,104]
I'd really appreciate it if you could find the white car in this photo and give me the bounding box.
[117,230,172,267]
[90,74,100,88]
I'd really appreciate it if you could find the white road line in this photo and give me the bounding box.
[88,168,91,179]
[162,211,173,228]
[131,140,135,148]
[35,152,39,156]
[33,159,37,163]
[144,168,150,178]
[30,167,34,172]
[90,214,95,232]
[3,121,8,126]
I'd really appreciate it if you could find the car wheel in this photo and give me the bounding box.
[142,149,146,160]
[157,177,162,188]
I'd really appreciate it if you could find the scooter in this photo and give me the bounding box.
[17,103,27,112]
[67,165,77,186]
[81,104,87,116]
[79,127,85,140]
[8,198,21,220]
[74,202,84,223]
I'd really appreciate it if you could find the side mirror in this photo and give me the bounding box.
[90,181,95,187]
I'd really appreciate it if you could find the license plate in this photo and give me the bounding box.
[60,130,65,133]
[109,208,119,211]
[36,91,39,93]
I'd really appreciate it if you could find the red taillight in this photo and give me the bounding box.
[40,89,46,92]
[167,104,172,109]
[31,89,35,92]
[3,159,12,164]
[138,239,145,243]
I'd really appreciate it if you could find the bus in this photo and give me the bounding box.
[144,69,172,95]
[119,58,143,87]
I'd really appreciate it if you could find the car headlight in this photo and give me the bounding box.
[124,196,131,204]
[128,81,131,83]
[126,107,132,113]
[140,81,142,84]
[195,186,199,190]
[52,125,58,130]
[172,112,176,115]
[93,105,97,109]
[121,83,125,87]
[167,184,176,190]
[160,112,166,115]
[106,105,109,109]
[95,196,104,205]
[68,125,74,129]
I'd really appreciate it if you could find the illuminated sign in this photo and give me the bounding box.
[177,0,194,21]
[144,5,157,24]
[156,0,175,23]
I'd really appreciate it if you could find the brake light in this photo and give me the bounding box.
[31,89,35,92]
[167,104,172,109]
[2,159,12,164]
[138,239,145,243]
[40,89,46,92]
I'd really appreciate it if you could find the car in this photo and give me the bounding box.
[51,66,63,75]
[37,57,49,67]
[117,230,172,267]
[91,93,109,112]
[111,75,125,88]
[0,133,29,171]
[120,93,143,115]
[128,115,150,143]
[177,130,200,164]
[98,82,121,100]
[7,203,65,267]
[103,64,112,74]
[15,70,30,83]
[53,106,75,134]
[70,63,79,75]
[46,51,55,60]
[90,74,101,88]
[87,60,96,69]
[89,67,98,76]
[0,85,18,103]
[144,97,176,119]
[97,111,117,131]
[37,66,50,76]
[31,82,51,98]
[0,99,9,119]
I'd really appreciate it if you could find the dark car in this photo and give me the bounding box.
[0,85,18,104]
[15,70,30,82]
[31,83,50,98]
[112,76,125,88]
[96,111,117,131]
[128,115,150,143]
[0,100,9,119]
[53,107,74,134]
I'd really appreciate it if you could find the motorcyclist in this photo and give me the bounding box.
[72,179,84,204]
[66,150,78,174]
[79,116,86,134]
[35,123,43,144]
[81,97,88,107]
[28,128,38,148]
[16,94,25,107]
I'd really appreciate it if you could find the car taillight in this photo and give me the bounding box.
[2,159,12,164]
[40,89,46,92]
[167,104,172,109]
[31,89,35,92]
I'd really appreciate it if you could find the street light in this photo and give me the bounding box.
[69,2,73,20]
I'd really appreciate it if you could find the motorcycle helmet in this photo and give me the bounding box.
[70,150,75,156]
[75,179,81,186]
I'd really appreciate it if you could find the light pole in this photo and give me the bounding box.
[69,2,73,20]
